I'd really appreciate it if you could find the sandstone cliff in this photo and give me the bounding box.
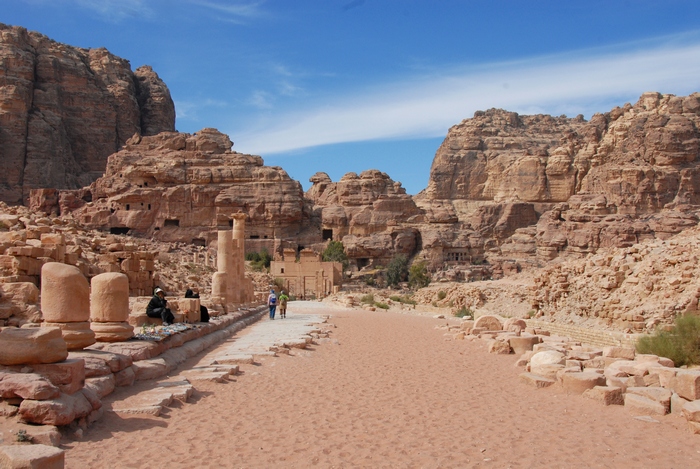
[0,24,175,205]
[37,129,308,250]
[419,92,700,269]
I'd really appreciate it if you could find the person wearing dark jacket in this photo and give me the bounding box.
[146,287,175,326]
[185,288,210,323]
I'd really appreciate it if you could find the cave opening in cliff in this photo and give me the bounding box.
[322,229,333,241]
[82,192,92,203]
[110,227,130,235]
[192,238,206,246]
[164,219,180,227]
[357,258,369,269]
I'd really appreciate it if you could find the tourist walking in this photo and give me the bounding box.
[278,290,289,318]
[146,287,175,326]
[267,289,277,320]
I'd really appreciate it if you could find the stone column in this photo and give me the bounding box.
[212,228,232,304]
[40,262,95,350]
[89,272,134,342]
[230,212,247,304]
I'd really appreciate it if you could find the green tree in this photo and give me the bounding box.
[247,248,272,271]
[408,261,431,289]
[322,240,349,270]
[386,254,409,287]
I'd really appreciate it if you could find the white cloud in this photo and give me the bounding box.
[72,0,151,20]
[233,38,700,155]
[189,0,266,23]
[248,90,274,109]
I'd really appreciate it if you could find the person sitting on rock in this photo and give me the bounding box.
[185,288,210,323]
[147,287,175,326]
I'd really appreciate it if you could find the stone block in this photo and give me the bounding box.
[132,358,170,381]
[69,350,133,374]
[0,371,60,400]
[177,298,201,323]
[474,315,503,331]
[0,327,68,365]
[41,321,95,351]
[0,444,64,469]
[530,350,565,377]
[624,393,667,416]
[627,387,672,413]
[30,358,85,395]
[508,336,539,354]
[488,339,512,354]
[84,375,115,399]
[519,372,555,388]
[603,346,635,360]
[561,371,606,394]
[670,370,700,401]
[115,366,136,387]
[582,386,624,405]
[681,399,700,422]
[19,393,78,425]
[671,392,689,416]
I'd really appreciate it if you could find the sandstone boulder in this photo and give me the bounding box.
[0,444,64,469]
[0,371,60,400]
[0,327,68,365]
[474,315,503,331]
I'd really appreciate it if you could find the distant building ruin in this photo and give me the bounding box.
[269,248,342,299]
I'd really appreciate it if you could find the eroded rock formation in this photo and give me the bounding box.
[0,23,175,205]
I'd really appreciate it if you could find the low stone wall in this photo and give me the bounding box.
[3,305,267,433]
[526,319,640,348]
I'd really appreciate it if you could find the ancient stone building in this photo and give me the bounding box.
[270,248,342,299]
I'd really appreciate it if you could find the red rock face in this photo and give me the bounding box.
[421,92,700,268]
[47,129,306,245]
[0,24,175,205]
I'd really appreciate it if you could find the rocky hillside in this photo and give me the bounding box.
[0,24,175,205]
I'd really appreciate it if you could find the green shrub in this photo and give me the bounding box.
[375,302,389,309]
[247,248,272,271]
[322,241,349,270]
[389,295,417,305]
[454,307,473,319]
[364,276,375,286]
[431,301,437,307]
[16,429,29,442]
[386,254,409,287]
[636,315,700,367]
[437,291,447,300]
[360,293,375,304]
[527,310,536,318]
[408,261,431,289]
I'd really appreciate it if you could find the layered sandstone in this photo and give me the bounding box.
[0,23,175,205]
[306,170,421,264]
[37,129,308,248]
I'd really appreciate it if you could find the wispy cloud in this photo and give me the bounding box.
[188,0,267,23]
[53,0,151,20]
[234,36,700,155]
[176,98,228,121]
[248,91,274,110]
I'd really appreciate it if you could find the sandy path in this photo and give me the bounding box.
[65,303,700,468]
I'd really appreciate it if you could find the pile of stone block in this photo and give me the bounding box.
[446,313,700,434]
[96,242,155,296]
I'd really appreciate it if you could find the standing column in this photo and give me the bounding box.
[231,212,247,304]
[212,227,232,304]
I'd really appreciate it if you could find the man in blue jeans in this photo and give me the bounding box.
[267,289,277,320]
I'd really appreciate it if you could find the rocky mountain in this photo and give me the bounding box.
[418,92,700,271]
[0,24,175,205]
[31,129,309,253]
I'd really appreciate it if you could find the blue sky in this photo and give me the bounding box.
[6,1,700,194]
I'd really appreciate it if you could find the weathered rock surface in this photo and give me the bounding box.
[0,23,175,205]
[0,327,68,365]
